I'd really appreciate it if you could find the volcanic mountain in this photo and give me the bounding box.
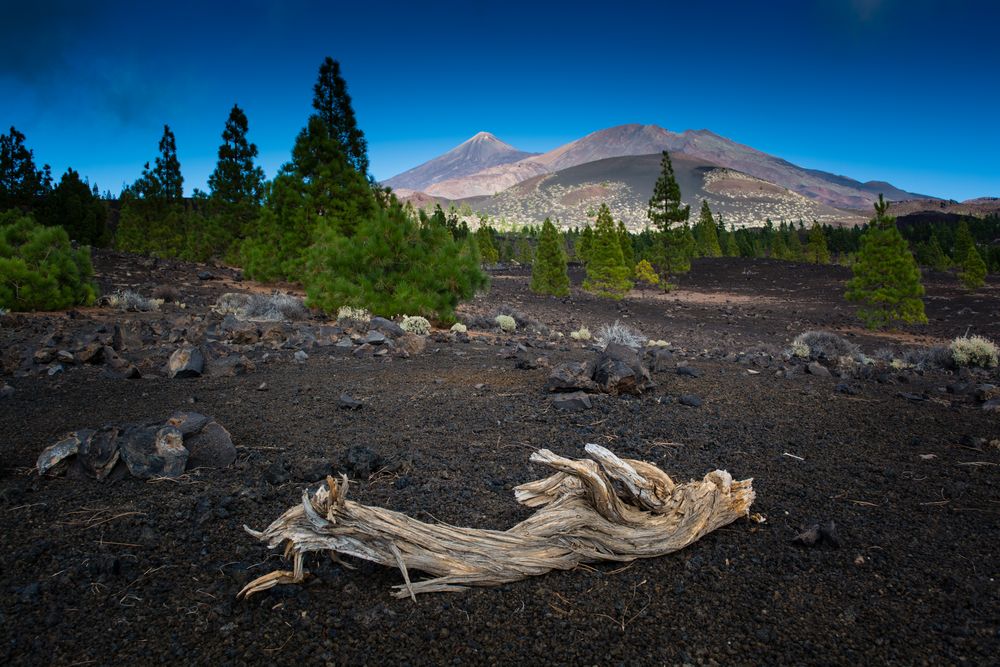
[391,124,928,211]
[384,132,537,192]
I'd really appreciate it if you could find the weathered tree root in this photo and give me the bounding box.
[239,444,755,600]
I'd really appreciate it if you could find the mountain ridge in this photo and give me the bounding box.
[384,132,538,191]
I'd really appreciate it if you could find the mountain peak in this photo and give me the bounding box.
[384,132,537,191]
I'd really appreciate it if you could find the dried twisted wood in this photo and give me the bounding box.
[239,444,754,600]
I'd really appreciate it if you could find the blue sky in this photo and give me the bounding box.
[2,0,997,200]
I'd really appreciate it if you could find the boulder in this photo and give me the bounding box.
[76,426,121,480]
[676,365,702,378]
[552,391,593,411]
[119,425,189,479]
[594,344,654,395]
[168,347,204,378]
[184,421,236,468]
[369,317,405,338]
[75,341,104,364]
[343,445,380,479]
[396,333,426,357]
[546,360,598,393]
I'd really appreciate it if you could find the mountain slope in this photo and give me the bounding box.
[384,132,537,191]
[398,124,927,209]
[461,153,867,230]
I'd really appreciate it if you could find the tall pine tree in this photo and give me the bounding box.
[312,57,369,177]
[959,245,987,290]
[0,126,52,212]
[617,220,635,275]
[647,150,692,282]
[117,125,188,256]
[845,195,927,329]
[531,218,570,296]
[805,222,830,264]
[695,200,722,257]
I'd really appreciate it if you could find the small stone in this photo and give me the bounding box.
[835,383,859,395]
[369,317,405,338]
[47,363,64,376]
[982,399,1000,413]
[0,384,14,400]
[257,382,268,391]
[56,350,75,363]
[807,362,831,378]
[168,347,204,378]
[197,271,215,280]
[184,421,236,468]
[362,330,386,345]
[396,333,426,357]
[552,391,593,411]
[33,349,55,364]
[335,337,355,348]
[679,394,702,407]
[339,393,363,410]
[293,350,309,363]
[676,366,702,378]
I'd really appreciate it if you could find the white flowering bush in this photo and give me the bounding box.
[570,327,591,341]
[337,306,371,329]
[450,322,468,333]
[495,314,516,333]
[950,335,998,368]
[401,315,431,336]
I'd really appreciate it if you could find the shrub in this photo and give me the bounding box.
[496,305,547,335]
[594,320,647,350]
[214,291,308,321]
[401,315,431,335]
[790,331,862,362]
[570,327,592,341]
[495,314,516,333]
[105,289,160,312]
[152,285,181,303]
[450,322,467,333]
[336,305,371,329]
[901,345,953,371]
[0,213,98,311]
[950,335,998,369]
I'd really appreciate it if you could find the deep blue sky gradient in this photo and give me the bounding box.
[2,0,997,200]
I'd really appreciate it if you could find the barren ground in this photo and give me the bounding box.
[1,252,998,665]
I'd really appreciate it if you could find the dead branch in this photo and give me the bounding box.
[239,443,754,599]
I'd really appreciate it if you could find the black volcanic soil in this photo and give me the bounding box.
[1,253,998,665]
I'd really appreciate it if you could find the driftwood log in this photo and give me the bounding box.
[239,444,755,600]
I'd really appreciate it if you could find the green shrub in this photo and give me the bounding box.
[0,213,97,311]
[495,314,516,333]
[950,335,998,368]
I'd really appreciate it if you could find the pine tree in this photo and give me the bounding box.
[530,218,570,297]
[770,232,789,260]
[242,117,374,280]
[37,168,109,246]
[924,233,950,271]
[695,200,722,257]
[647,150,690,229]
[805,222,830,264]
[584,204,632,299]
[116,125,188,256]
[617,220,635,275]
[515,236,534,265]
[845,195,927,329]
[725,227,740,257]
[305,202,486,320]
[578,225,594,264]
[959,244,987,290]
[952,220,975,268]
[647,150,692,282]
[0,126,51,211]
[312,57,369,177]
[207,105,265,248]
[473,225,498,264]
[786,228,803,260]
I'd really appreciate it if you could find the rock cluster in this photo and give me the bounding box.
[36,412,235,481]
